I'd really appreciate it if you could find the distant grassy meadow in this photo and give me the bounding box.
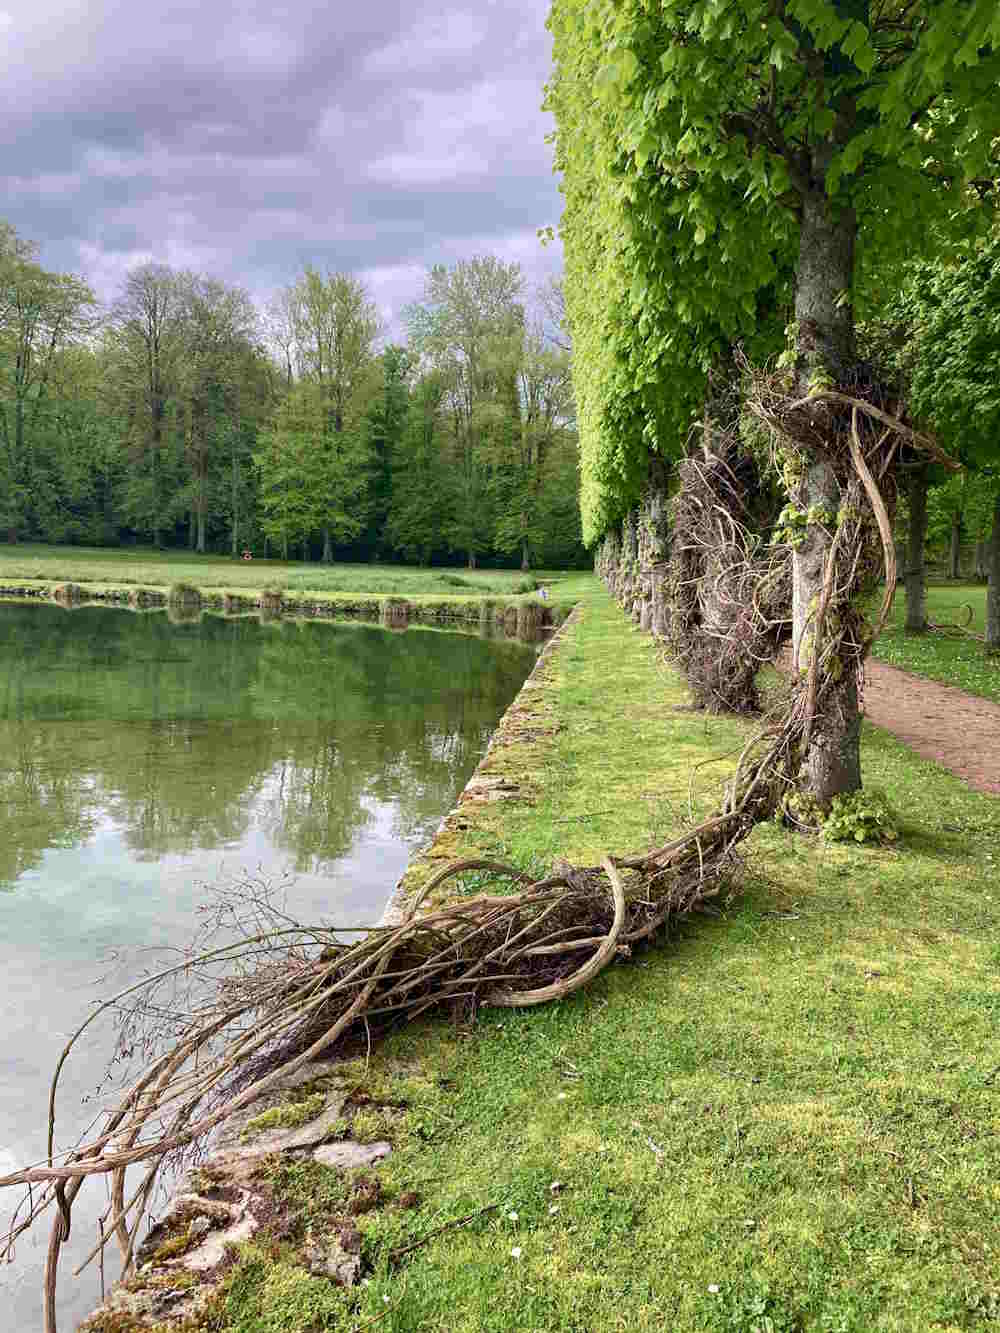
[0,543,558,599]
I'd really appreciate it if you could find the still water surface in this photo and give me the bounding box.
[0,602,536,1330]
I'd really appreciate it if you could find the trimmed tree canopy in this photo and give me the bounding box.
[547,0,1000,541]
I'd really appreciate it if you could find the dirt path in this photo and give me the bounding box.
[863,659,1000,796]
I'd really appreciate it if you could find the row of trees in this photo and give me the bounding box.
[0,228,585,569]
[548,0,1000,804]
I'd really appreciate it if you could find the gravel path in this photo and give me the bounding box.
[863,659,1000,796]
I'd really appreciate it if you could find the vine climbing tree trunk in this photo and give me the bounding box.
[784,160,866,803]
[988,490,1000,652]
[904,466,928,633]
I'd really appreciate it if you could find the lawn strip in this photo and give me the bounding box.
[871,583,999,704]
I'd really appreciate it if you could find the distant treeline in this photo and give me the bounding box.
[0,223,587,569]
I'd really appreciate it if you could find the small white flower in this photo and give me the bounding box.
[557,1092,568,1101]
[511,1246,522,1259]
[549,1181,562,1194]
[383,1295,391,1304]
[508,1210,519,1222]
[549,1204,560,1215]
[708,1284,720,1294]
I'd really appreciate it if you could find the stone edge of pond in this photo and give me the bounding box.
[0,582,571,633]
[380,603,581,926]
[75,603,582,1331]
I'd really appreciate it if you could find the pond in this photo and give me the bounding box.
[0,602,537,1331]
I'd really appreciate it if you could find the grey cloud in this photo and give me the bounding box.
[1,0,562,325]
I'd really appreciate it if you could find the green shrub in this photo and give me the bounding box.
[822,788,899,844]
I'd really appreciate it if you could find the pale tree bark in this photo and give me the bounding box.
[987,491,1000,652]
[904,466,928,632]
[790,167,862,803]
[791,459,862,799]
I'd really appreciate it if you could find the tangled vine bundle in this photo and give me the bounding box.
[663,435,790,714]
[0,377,958,1332]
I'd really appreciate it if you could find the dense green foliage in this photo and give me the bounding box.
[547,0,1000,543]
[0,228,586,569]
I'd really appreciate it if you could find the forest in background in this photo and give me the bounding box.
[0,226,586,570]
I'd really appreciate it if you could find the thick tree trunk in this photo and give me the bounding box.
[792,459,862,799]
[521,539,530,572]
[322,527,332,564]
[188,511,196,549]
[196,504,206,554]
[791,174,861,802]
[987,491,1000,652]
[949,513,961,579]
[904,467,928,632]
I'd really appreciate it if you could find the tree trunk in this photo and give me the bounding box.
[949,512,961,579]
[196,503,206,554]
[792,458,862,800]
[791,173,861,803]
[904,467,928,632]
[975,539,987,581]
[231,447,239,558]
[521,539,530,572]
[322,527,332,564]
[987,491,1000,652]
[468,552,477,570]
[188,510,196,549]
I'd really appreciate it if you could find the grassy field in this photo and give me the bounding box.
[0,543,554,599]
[182,576,1000,1333]
[871,583,999,703]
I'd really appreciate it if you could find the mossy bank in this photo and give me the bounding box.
[81,574,999,1332]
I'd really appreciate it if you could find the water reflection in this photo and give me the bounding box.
[0,605,536,885]
[0,602,536,1330]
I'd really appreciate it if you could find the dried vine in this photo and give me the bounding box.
[663,433,790,713]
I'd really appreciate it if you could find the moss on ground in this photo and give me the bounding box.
[240,1091,328,1140]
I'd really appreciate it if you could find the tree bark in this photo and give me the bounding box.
[904,467,927,632]
[196,504,206,554]
[322,526,332,564]
[987,491,1000,652]
[521,539,530,572]
[790,171,861,802]
[949,512,961,579]
[975,539,987,581]
[792,458,862,800]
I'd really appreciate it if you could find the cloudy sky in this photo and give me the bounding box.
[2,0,563,329]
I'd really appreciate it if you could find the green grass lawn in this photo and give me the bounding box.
[289,577,999,1333]
[871,583,999,703]
[0,543,551,600]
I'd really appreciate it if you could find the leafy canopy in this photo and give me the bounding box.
[547,0,1000,541]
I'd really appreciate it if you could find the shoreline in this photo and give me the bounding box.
[0,582,570,633]
[76,597,584,1331]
